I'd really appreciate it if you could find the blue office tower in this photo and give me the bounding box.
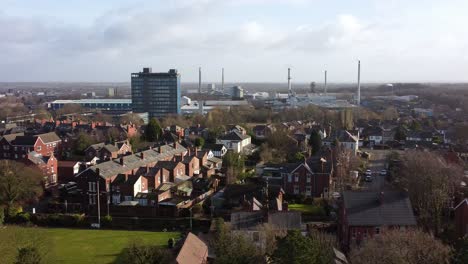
[131,68,181,118]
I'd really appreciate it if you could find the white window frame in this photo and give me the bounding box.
[306,174,311,183]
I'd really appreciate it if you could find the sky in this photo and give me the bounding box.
[0,0,467,83]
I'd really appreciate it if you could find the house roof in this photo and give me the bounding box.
[343,191,417,226]
[326,130,358,143]
[78,143,187,179]
[58,161,80,168]
[103,144,119,153]
[218,131,250,141]
[1,132,24,143]
[454,198,468,210]
[38,132,61,143]
[175,233,209,264]
[13,135,37,146]
[267,211,302,229]
[204,143,225,152]
[27,151,51,165]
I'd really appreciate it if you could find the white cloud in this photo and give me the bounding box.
[0,0,467,82]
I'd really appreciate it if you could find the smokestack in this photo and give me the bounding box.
[357,60,361,106]
[221,68,224,92]
[288,68,292,97]
[198,67,202,95]
[324,70,328,95]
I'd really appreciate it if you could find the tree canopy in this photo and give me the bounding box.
[145,118,163,142]
[350,229,452,264]
[309,130,322,155]
[271,230,333,264]
[0,160,43,215]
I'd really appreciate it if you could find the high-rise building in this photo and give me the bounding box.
[131,68,181,118]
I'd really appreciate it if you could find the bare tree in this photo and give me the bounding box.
[350,229,452,264]
[396,150,463,234]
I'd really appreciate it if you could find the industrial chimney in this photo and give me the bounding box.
[324,70,328,95]
[222,68,225,92]
[198,67,202,95]
[288,68,292,97]
[357,60,361,106]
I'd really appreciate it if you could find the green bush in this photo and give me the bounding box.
[8,212,31,224]
[101,215,112,228]
[30,213,87,227]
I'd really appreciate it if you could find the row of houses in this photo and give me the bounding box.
[72,143,222,216]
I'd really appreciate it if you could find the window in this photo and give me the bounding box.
[37,146,41,151]
[88,182,96,192]
[363,230,368,238]
[124,196,133,201]
[288,174,292,182]
[306,186,311,196]
[375,227,380,235]
[293,185,299,195]
[89,194,96,205]
[306,174,311,183]
[294,173,299,182]
[352,229,356,239]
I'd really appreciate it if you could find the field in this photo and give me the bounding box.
[0,226,180,264]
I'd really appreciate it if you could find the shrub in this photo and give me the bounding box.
[101,215,112,228]
[15,246,41,264]
[8,212,31,224]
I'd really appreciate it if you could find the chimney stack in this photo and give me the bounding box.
[288,68,292,97]
[120,157,124,166]
[141,152,145,160]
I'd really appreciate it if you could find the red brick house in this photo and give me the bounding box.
[455,198,468,238]
[0,132,61,160]
[27,151,58,185]
[339,191,417,250]
[57,161,81,183]
[282,156,332,198]
[75,144,187,210]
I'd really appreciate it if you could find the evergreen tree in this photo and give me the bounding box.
[309,130,322,155]
[145,118,162,142]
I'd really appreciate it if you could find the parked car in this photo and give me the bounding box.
[365,169,372,176]
[365,175,373,182]
[380,170,387,176]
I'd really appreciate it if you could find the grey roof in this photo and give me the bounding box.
[268,211,302,230]
[343,191,416,226]
[1,132,24,143]
[80,143,186,179]
[37,132,61,143]
[218,131,250,141]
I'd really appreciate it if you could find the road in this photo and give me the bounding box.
[361,149,388,191]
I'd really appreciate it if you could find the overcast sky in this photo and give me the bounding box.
[0,0,467,83]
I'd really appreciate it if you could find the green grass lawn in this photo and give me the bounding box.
[0,226,180,264]
[288,203,326,216]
